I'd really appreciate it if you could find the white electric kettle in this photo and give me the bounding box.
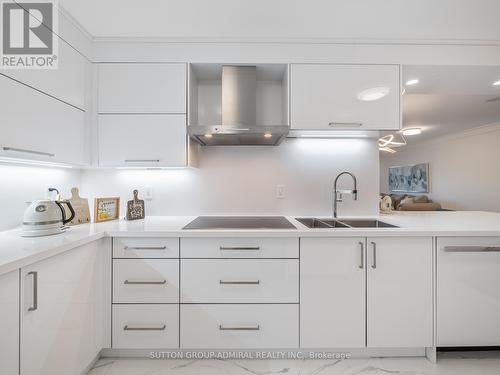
[21,199,75,237]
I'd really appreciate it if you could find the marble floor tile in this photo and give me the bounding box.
[87,353,500,375]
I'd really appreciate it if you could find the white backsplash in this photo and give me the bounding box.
[0,164,82,231]
[81,138,379,219]
[0,138,379,231]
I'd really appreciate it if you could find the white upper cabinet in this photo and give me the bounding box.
[0,75,87,166]
[290,64,401,130]
[98,63,187,113]
[98,114,187,167]
[2,35,89,110]
[366,237,433,348]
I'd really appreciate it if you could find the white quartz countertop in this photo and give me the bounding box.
[1,211,500,276]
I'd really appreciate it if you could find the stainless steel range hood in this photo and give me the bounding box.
[188,65,289,146]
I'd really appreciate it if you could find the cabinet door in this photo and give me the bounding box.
[20,241,109,375]
[437,237,500,346]
[0,270,19,375]
[0,75,86,165]
[4,40,89,110]
[300,238,366,348]
[98,114,187,167]
[98,63,186,113]
[367,237,432,348]
[291,64,400,130]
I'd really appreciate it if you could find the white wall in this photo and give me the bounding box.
[81,138,379,218]
[380,124,500,211]
[0,164,82,231]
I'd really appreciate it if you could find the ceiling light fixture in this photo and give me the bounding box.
[379,146,397,153]
[204,134,213,138]
[493,80,500,86]
[405,79,419,86]
[378,133,407,148]
[357,87,390,101]
[402,128,422,136]
[264,133,273,138]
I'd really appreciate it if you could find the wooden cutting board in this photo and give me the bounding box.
[67,187,90,225]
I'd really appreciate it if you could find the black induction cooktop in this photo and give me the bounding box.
[182,216,297,230]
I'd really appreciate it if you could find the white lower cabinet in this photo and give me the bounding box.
[181,237,299,259]
[113,237,180,259]
[113,304,179,349]
[301,236,433,349]
[300,238,366,348]
[181,259,298,303]
[0,270,19,375]
[367,237,433,348]
[20,241,109,375]
[437,237,500,346]
[113,259,179,303]
[180,304,298,348]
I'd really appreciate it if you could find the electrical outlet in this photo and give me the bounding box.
[276,184,285,199]
[144,187,153,201]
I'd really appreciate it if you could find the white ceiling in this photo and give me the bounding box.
[401,65,500,144]
[60,0,500,42]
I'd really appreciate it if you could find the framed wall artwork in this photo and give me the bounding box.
[388,163,429,193]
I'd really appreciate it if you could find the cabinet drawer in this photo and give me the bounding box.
[438,237,500,346]
[180,304,298,348]
[181,237,298,258]
[113,304,179,349]
[113,259,179,303]
[113,237,179,258]
[181,259,298,303]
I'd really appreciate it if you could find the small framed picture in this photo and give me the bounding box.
[94,197,120,223]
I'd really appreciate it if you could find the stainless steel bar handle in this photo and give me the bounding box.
[444,246,500,252]
[124,324,166,331]
[219,280,260,285]
[358,242,364,269]
[124,246,167,250]
[219,246,261,251]
[27,271,38,311]
[328,122,363,128]
[3,146,55,157]
[124,159,160,163]
[124,280,167,285]
[371,242,377,269]
[219,324,260,331]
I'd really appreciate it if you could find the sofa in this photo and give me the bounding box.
[381,193,442,211]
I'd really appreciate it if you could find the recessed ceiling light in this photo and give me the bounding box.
[204,134,213,138]
[264,133,273,138]
[402,128,422,136]
[379,146,397,153]
[357,87,390,101]
[405,79,419,86]
[493,80,500,86]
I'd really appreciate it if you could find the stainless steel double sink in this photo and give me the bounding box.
[295,218,398,229]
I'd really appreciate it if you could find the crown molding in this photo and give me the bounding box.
[91,36,500,47]
[56,4,94,42]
